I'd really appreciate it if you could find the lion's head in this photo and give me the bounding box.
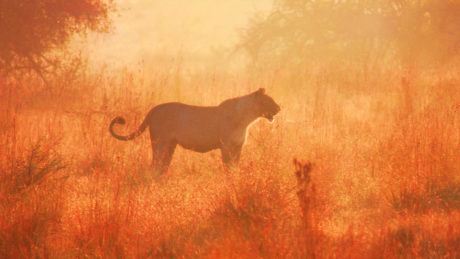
[252,88,281,122]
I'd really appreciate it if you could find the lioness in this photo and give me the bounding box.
[109,88,280,174]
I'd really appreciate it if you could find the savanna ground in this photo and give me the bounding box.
[1,60,459,258]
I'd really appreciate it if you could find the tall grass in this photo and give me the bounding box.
[0,61,459,258]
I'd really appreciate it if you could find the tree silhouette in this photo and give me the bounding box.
[239,0,460,69]
[0,0,114,83]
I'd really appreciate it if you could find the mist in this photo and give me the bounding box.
[86,0,272,69]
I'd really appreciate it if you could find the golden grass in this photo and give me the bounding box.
[0,63,459,258]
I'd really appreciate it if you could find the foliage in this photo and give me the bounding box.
[0,0,113,83]
[239,0,460,68]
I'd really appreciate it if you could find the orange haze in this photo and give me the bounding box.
[86,0,272,69]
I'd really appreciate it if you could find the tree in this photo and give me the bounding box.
[239,0,460,69]
[0,0,114,84]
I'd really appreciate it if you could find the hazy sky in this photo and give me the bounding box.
[86,0,272,68]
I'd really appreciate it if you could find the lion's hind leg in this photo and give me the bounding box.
[152,139,177,175]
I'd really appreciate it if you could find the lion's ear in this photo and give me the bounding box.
[257,88,266,95]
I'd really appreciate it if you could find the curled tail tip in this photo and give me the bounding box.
[113,116,126,124]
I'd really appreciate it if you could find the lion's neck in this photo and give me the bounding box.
[234,98,260,127]
[218,94,261,128]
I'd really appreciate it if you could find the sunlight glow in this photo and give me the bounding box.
[87,0,272,68]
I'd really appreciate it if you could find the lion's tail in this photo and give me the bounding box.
[109,114,149,141]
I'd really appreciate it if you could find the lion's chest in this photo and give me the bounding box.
[225,127,247,146]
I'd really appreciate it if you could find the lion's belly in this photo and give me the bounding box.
[178,142,219,153]
[176,131,220,153]
[172,115,222,153]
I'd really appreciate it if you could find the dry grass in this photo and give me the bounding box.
[0,62,459,258]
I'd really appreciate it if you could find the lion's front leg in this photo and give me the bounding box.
[221,143,242,169]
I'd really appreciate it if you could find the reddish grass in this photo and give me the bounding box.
[0,63,459,258]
